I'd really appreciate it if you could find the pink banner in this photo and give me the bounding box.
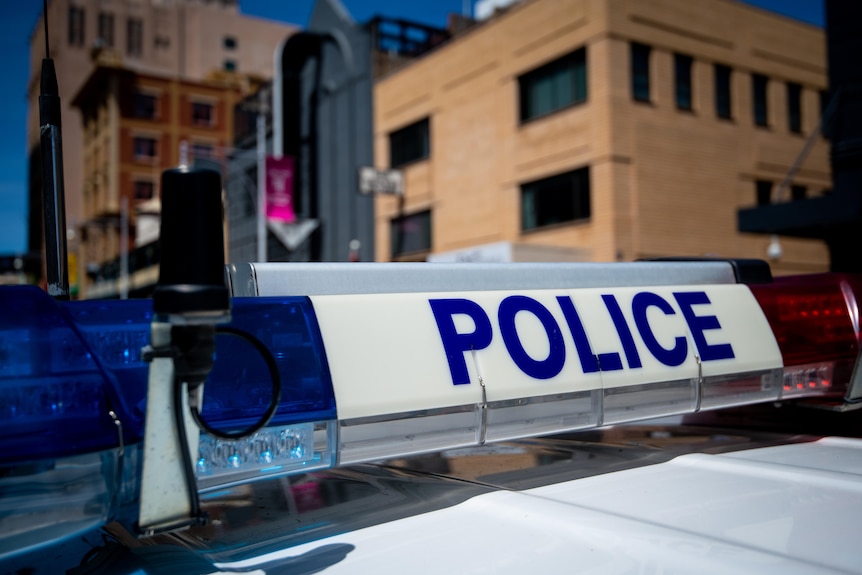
[265,155,295,222]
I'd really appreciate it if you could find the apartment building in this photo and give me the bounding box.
[71,62,246,298]
[373,0,830,275]
[28,0,295,294]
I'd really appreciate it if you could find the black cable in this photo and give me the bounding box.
[173,372,203,521]
[43,0,49,57]
[188,325,282,441]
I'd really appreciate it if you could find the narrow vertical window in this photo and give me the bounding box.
[787,82,802,133]
[98,12,114,48]
[756,180,772,206]
[631,43,651,102]
[127,18,143,57]
[752,73,769,127]
[791,184,806,201]
[68,6,85,47]
[674,53,693,111]
[715,64,732,119]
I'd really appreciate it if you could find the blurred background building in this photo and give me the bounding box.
[27,0,843,300]
[375,0,830,274]
[28,0,295,297]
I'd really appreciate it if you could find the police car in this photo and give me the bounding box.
[1,256,861,574]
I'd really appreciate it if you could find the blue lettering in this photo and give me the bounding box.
[632,292,688,366]
[498,296,566,379]
[602,295,642,369]
[429,299,493,385]
[556,296,601,373]
[673,291,735,361]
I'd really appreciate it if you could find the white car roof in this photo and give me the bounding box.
[215,437,862,574]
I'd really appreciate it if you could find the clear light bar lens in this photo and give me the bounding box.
[196,421,336,491]
[781,362,834,399]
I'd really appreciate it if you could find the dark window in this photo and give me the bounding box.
[155,35,170,49]
[134,93,157,119]
[224,59,237,72]
[674,53,693,111]
[98,12,114,48]
[69,6,85,47]
[191,102,214,127]
[133,137,157,160]
[127,18,143,57]
[522,167,590,231]
[391,210,431,258]
[756,180,772,206]
[224,36,237,49]
[518,48,587,122]
[389,118,430,168]
[819,89,832,139]
[631,42,651,102]
[134,181,154,201]
[787,82,802,133]
[191,143,214,159]
[715,64,732,119]
[752,73,769,127]
[791,184,806,201]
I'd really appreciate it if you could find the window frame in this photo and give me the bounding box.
[68,5,85,47]
[133,93,157,119]
[98,11,115,48]
[127,17,143,57]
[133,180,155,201]
[631,42,651,103]
[521,167,591,232]
[518,47,587,123]
[191,101,215,127]
[674,53,694,111]
[133,136,158,161]
[752,73,769,127]
[714,63,732,120]
[389,117,430,169]
[787,82,802,134]
[390,209,432,259]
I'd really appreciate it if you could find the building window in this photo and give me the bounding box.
[674,53,693,111]
[127,18,143,57]
[391,210,431,259]
[522,167,590,231]
[224,36,237,49]
[224,59,237,72]
[134,93,157,119]
[791,184,806,201]
[787,82,802,134]
[752,73,769,127]
[134,181,155,201]
[389,117,430,168]
[518,48,587,123]
[133,136,157,160]
[191,143,214,159]
[98,12,114,48]
[756,180,772,206]
[631,42,651,102]
[714,64,732,119]
[69,6,85,47]
[191,102,214,127]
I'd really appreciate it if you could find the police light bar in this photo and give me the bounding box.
[0,264,860,554]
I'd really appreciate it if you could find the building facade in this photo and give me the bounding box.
[373,0,830,275]
[71,63,247,298]
[28,0,295,294]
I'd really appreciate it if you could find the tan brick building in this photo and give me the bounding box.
[71,63,247,298]
[373,0,830,275]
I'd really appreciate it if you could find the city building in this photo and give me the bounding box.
[28,0,295,295]
[71,61,250,298]
[373,0,831,275]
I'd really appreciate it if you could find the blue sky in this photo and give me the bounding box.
[0,0,825,256]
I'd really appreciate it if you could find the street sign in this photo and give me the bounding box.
[359,167,404,195]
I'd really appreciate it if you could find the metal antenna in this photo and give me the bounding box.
[39,0,71,299]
